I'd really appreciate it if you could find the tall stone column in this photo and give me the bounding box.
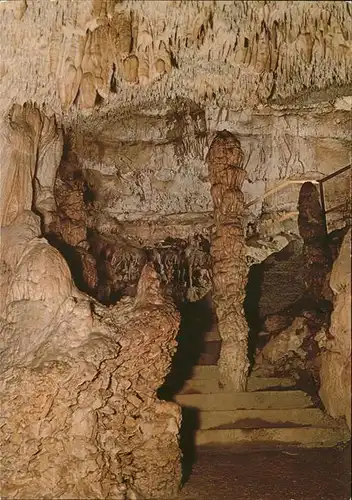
[206,131,249,391]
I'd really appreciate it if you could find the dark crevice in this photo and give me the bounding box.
[83,182,95,205]
[169,50,179,69]
[45,232,92,295]
[94,92,104,106]
[110,63,117,93]
[244,263,265,367]
[158,295,217,401]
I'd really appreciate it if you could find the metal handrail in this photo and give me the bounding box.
[319,164,351,184]
[244,179,319,209]
[242,164,350,238]
[318,163,351,235]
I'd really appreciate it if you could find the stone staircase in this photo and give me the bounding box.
[174,365,350,447]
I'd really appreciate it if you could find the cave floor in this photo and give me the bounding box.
[177,442,351,500]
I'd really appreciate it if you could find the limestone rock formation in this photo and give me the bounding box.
[0,213,181,499]
[207,131,249,391]
[253,317,311,376]
[249,182,339,385]
[319,229,351,429]
[0,104,42,227]
[0,1,351,113]
[0,1,351,496]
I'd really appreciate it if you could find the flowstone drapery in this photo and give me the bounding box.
[206,131,249,391]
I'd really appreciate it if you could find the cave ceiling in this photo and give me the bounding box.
[0,0,351,113]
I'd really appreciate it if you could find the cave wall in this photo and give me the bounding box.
[0,0,351,260]
[249,182,336,386]
[0,1,351,255]
[0,214,182,499]
[42,101,351,270]
[319,229,351,429]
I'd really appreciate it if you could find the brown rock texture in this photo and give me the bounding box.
[254,317,310,376]
[0,212,182,498]
[251,183,337,383]
[319,229,351,430]
[206,131,249,391]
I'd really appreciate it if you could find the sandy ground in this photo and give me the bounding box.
[176,443,351,500]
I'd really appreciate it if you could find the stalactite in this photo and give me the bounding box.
[206,130,249,391]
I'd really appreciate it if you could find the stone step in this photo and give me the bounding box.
[247,376,296,392]
[192,408,341,430]
[175,391,313,411]
[203,329,221,342]
[180,376,296,394]
[195,426,350,447]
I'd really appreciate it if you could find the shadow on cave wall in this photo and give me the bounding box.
[244,263,266,369]
[158,295,216,401]
[157,294,216,486]
[45,232,91,295]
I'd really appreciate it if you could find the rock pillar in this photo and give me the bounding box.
[206,131,249,391]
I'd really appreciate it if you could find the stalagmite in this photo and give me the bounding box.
[206,131,249,391]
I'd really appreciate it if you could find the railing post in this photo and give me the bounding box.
[318,180,329,237]
[318,163,351,236]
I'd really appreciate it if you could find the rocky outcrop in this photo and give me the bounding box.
[207,131,249,391]
[253,317,314,378]
[319,229,351,429]
[0,213,181,499]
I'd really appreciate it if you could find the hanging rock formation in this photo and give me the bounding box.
[206,131,249,391]
[0,1,351,113]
